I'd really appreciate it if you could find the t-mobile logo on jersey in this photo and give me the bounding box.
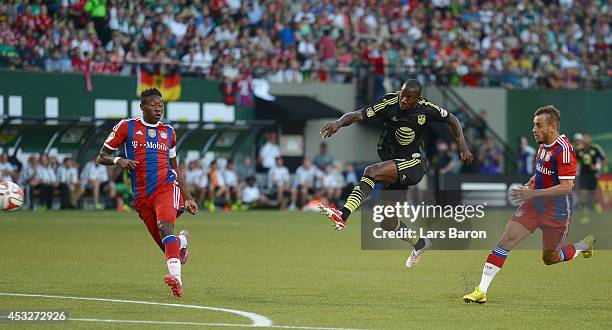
[536,162,553,175]
[130,141,169,151]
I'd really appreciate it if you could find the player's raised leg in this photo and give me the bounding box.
[319,160,397,230]
[463,220,531,304]
[540,233,595,265]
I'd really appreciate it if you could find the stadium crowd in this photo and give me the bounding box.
[0,0,610,95]
[1,129,488,212]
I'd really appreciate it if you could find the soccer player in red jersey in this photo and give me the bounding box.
[463,105,595,304]
[97,88,198,298]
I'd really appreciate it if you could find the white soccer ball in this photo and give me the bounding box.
[0,180,25,211]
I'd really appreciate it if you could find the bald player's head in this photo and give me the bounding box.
[399,79,422,110]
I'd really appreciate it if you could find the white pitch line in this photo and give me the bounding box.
[0,292,272,327]
[70,317,366,330]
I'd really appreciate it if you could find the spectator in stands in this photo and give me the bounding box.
[290,157,322,210]
[258,132,280,172]
[517,136,536,176]
[0,152,16,181]
[0,35,18,68]
[433,140,455,176]
[242,176,267,208]
[205,160,228,211]
[478,137,502,175]
[185,160,208,205]
[321,163,343,205]
[236,156,256,181]
[342,163,358,199]
[432,140,453,203]
[34,154,57,210]
[313,142,333,171]
[268,156,291,209]
[468,110,488,143]
[1,1,611,89]
[84,156,112,210]
[224,160,240,207]
[111,164,132,211]
[20,155,37,209]
[84,0,109,45]
[57,157,82,209]
[448,141,463,174]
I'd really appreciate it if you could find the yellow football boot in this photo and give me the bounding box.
[581,235,595,258]
[463,287,486,304]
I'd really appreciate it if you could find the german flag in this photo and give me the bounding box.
[137,64,181,101]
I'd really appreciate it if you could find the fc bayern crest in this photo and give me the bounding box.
[545,151,552,161]
[148,129,156,138]
[160,131,167,139]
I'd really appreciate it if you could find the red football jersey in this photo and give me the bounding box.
[533,134,577,219]
[104,118,177,199]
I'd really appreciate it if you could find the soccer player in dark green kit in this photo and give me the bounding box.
[318,79,473,268]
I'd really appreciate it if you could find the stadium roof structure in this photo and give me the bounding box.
[254,95,343,122]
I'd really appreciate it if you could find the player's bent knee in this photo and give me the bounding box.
[542,251,560,265]
[363,164,377,177]
[380,217,400,231]
[157,220,174,235]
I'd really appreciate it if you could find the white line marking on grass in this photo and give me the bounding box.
[70,318,365,329]
[0,292,366,330]
[0,292,271,326]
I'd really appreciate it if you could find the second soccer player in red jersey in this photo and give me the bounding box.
[97,88,198,298]
[463,105,595,304]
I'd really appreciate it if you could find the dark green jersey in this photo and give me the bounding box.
[360,92,449,160]
[576,144,605,175]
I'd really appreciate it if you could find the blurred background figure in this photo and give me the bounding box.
[478,137,502,175]
[268,157,291,209]
[57,157,82,209]
[0,153,16,182]
[34,154,57,211]
[313,142,333,171]
[517,136,536,176]
[258,132,280,172]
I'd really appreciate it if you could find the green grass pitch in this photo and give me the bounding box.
[0,210,610,329]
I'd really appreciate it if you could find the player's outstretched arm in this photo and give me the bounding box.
[446,113,474,164]
[97,146,139,170]
[170,157,198,215]
[320,110,364,139]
